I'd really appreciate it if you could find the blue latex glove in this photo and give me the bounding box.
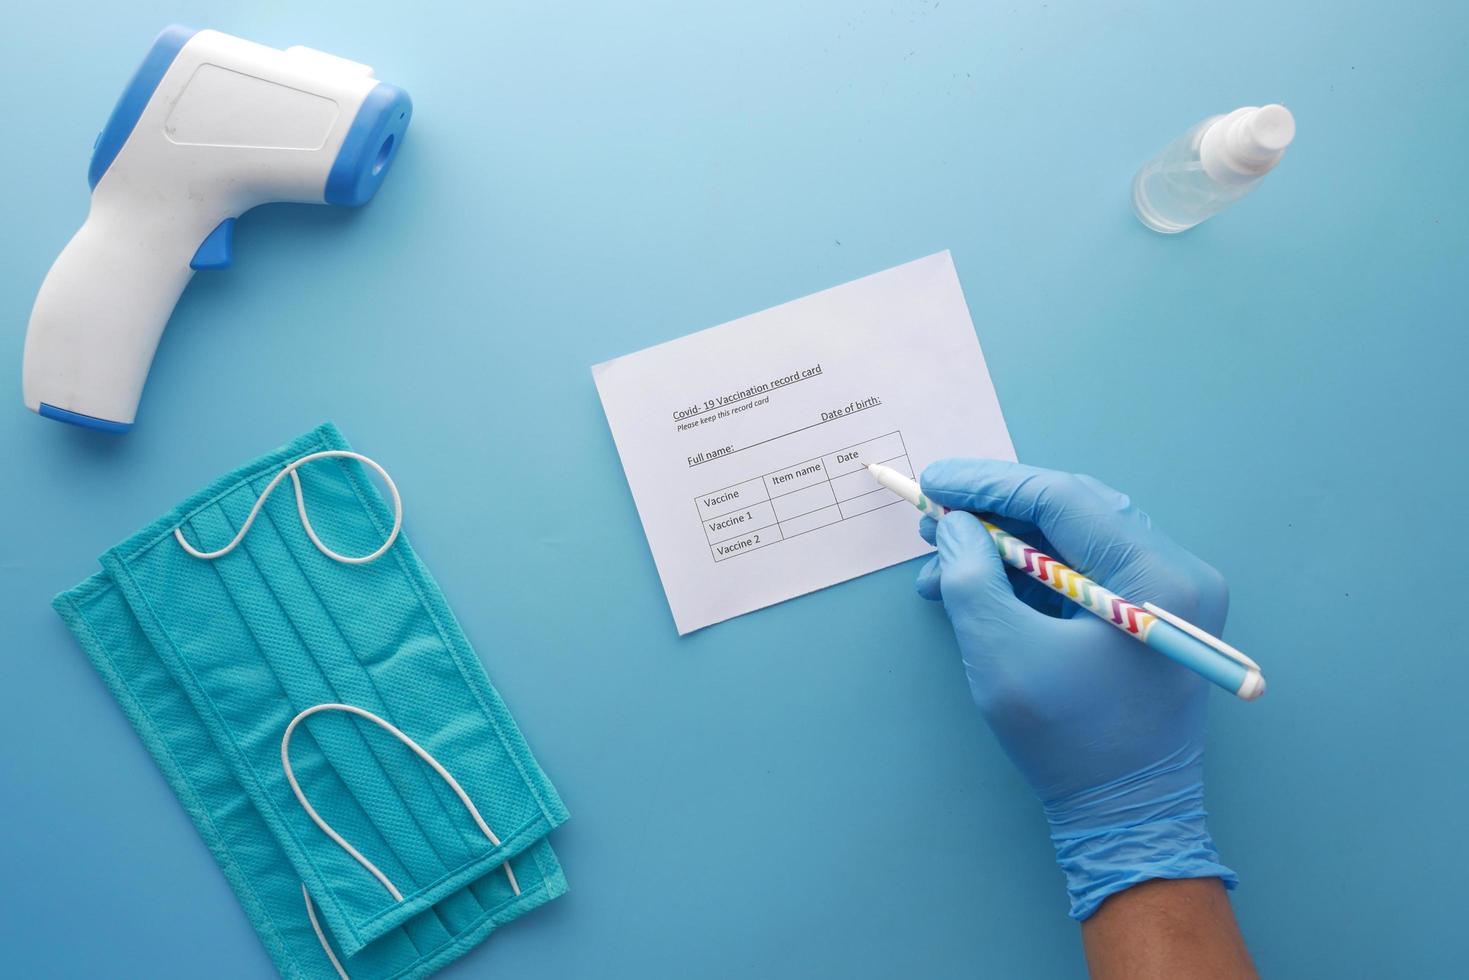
[915,458,1237,920]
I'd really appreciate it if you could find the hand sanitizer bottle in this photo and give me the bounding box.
[1132,104,1295,233]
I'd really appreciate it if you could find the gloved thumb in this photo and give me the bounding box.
[935,511,1036,634]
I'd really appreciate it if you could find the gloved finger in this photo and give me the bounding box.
[930,511,1055,556]
[1005,565,1066,617]
[982,513,1050,550]
[936,511,1046,635]
[915,554,942,601]
[921,459,1145,583]
[1074,473,1153,530]
[918,515,938,546]
[926,517,1062,612]
[982,514,1071,616]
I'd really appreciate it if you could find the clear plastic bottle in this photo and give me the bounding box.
[1132,104,1295,233]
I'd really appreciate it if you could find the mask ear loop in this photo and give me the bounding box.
[174,450,402,564]
[281,703,521,903]
[180,455,515,965]
[302,885,350,980]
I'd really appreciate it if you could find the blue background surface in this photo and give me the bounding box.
[2,3,1465,977]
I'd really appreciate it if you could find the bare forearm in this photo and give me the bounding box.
[1081,878,1256,980]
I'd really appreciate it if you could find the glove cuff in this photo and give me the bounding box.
[1048,807,1237,921]
[1042,746,1237,921]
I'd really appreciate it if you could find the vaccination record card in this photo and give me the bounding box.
[592,251,1015,634]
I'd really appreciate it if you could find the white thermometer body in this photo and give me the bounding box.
[22,26,411,431]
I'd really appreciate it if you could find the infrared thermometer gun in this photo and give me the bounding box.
[22,26,411,432]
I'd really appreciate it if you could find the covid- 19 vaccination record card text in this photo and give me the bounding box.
[592,251,1015,634]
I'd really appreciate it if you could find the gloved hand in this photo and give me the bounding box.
[914,459,1237,920]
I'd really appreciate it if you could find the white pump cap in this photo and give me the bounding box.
[1200,104,1295,184]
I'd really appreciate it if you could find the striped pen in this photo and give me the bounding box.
[867,462,1264,700]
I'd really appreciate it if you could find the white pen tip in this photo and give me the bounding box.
[1238,672,1267,701]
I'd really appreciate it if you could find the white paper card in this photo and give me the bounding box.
[592,251,1015,634]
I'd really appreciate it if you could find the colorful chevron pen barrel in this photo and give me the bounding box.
[866,463,1265,700]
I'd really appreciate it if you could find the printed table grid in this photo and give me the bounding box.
[697,431,914,562]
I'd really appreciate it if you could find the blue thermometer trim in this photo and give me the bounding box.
[325,83,413,206]
[39,402,133,433]
[88,25,198,189]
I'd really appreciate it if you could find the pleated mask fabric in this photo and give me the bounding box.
[52,422,569,979]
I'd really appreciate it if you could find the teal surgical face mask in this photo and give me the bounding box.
[55,423,568,979]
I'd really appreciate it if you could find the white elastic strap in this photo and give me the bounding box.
[174,450,402,564]
[281,703,520,903]
[302,884,350,980]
